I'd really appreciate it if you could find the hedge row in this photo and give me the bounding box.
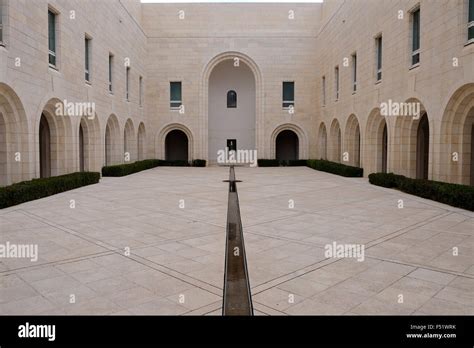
[307,159,364,177]
[257,159,308,167]
[0,172,100,209]
[369,173,474,211]
[102,159,207,177]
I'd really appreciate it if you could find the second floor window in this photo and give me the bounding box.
[85,36,91,82]
[48,10,57,67]
[170,81,182,109]
[139,76,143,107]
[352,53,357,92]
[282,81,294,108]
[411,7,420,66]
[322,76,326,106]
[108,54,113,92]
[126,67,130,101]
[227,90,237,108]
[376,35,383,81]
[0,0,4,45]
[469,0,474,41]
[334,66,339,101]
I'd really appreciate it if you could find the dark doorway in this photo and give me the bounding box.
[39,114,51,178]
[227,139,237,152]
[416,113,429,179]
[382,123,388,173]
[165,130,188,161]
[471,124,474,186]
[79,124,85,172]
[276,130,298,161]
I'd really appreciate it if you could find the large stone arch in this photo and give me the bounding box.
[270,123,308,160]
[439,83,474,185]
[329,119,342,163]
[37,98,73,177]
[393,98,430,178]
[137,122,146,161]
[79,114,101,172]
[124,118,136,163]
[344,114,361,167]
[318,122,328,160]
[0,83,30,186]
[156,123,194,161]
[365,108,388,175]
[201,51,263,161]
[104,114,121,166]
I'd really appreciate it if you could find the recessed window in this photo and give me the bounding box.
[0,1,4,45]
[351,53,357,92]
[126,67,130,101]
[322,76,326,106]
[85,35,91,82]
[411,7,420,66]
[108,53,113,93]
[227,90,237,108]
[469,0,474,41]
[375,35,383,81]
[334,66,339,101]
[282,81,294,108]
[139,76,143,107]
[48,9,57,67]
[170,81,182,109]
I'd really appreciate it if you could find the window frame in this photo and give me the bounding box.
[108,53,114,93]
[170,81,182,109]
[85,34,92,83]
[468,0,474,42]
[322,76,326,107]
[227,90,237,108]
[0,0,4,46]
[126,66,130,102]
[334,66,339,101]
[375,34,383,82]
[48,8,58,69]
[410,6,421,67]
[282,81,295,109]
[351,52,357,93]
[139,76,143,107]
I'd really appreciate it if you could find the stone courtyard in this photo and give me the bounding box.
[0,167,473,315]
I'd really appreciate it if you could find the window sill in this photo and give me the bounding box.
[352,91,357,95]
[409,63,420,71]
[375,79,382,85]
[464,39,474,47]
[48,65,60,73]
[85,81,92,86]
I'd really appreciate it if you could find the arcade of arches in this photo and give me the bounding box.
[1,80,474,188]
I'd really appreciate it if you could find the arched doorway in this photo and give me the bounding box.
[124,119,136,163]
[79,124,84,172]
[330,119,342,163]
[165,130,188,161]
[137,122,146,161]
[318,123,327,160]
[39,114,51,178]
[276,130,299,161]
[344,114,361,167]
[365,109,388,174]
[416,113,429,179]
[208,58,256,162]
[0,114,6,184]
[382,123,388,173]
[105,115,120,166]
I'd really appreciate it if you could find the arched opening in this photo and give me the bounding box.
[365,109,388,174]
[329,119,342,163]
[318,123,327,160]
[276,130,299,161]
[39,114,51,178]
[440,84,474,185]
[344,115,361,167]
[79,124,85,172]
[165,129,188,161]
[0,114,6,184]
[416,113,429,179]
[124,119,136,163]
[137,122,146,161]
[105,114,121,166]
[208,58,255,162]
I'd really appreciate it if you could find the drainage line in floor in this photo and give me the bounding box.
[222,166,254,316]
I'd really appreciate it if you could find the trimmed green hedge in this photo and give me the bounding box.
[258,159,280,167]
[102,159,207,177]
[369,173,474,211]
[0,172,100,209]
[307,159,363,177]
[257,159,309,167]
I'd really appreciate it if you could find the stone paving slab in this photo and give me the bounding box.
[0,166,473,315]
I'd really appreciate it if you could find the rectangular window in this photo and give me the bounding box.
[108,53,113,93]
[85,36,91,82]
[469,0,474,41]
[282,81,294,108]
[322,76,326,106]
[334,66,339,101]
[0,1,4,45]
[352,53,357,92]
[170,81,182,109]
[126,67,130,101]
[376,35,383,81]
[48,10,57,67]
[411,7,420,66]
[139,76,143,107]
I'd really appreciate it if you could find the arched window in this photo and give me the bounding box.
[227,90,237,108]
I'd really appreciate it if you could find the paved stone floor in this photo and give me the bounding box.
[1,167,473,315]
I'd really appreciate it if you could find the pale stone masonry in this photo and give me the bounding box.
[0,0,473,185]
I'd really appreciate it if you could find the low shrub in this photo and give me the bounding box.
[369,172,474,211]
[0,172,100,209]
[258,159,280,167]
[192,159,207,167]
[102,159,162,177]
[307,159,363,177]
[287,159,309,167]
